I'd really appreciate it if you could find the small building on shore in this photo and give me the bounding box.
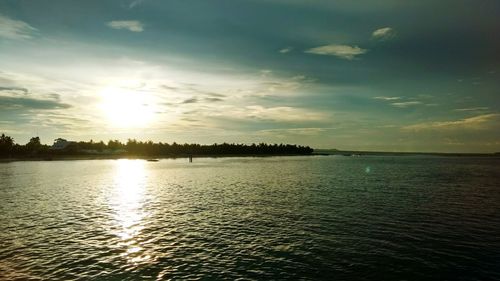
[50,138,75,150]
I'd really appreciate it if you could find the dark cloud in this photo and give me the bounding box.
[160,85,178,91]
[181,117,199,122]
[204,97,224,102]
[0,86,28,94]
[181,98,198,104]
[180,96,224,105]
[47,93,61,100]
[0,96,71,110]
[205,92,226,98]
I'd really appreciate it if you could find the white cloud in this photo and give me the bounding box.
[391,101,422,108]
[305,44,367,60]
[260,69,272,77]
[374,95,435,108]
[248,106,328,122]
[279,47,293,54]
[454,107,489,112]
[373,96,401,101]
[0,14,37,39]
[128,0,144,9]
[107,20,144,32]
[403,114,500,131]
[227,73,314,98]
[372,27,395,40]
[257,127,328,136]
[215,105,329,123]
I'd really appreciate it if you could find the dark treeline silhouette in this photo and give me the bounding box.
[0,133,313,158]
[1,134,45,157]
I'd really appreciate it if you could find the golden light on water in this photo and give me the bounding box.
[111,159,153,266]
[99,85,156,128]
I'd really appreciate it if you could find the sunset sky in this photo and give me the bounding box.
[1,0,499,152]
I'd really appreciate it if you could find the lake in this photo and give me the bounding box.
[1,156,499,280]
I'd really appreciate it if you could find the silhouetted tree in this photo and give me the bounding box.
[107,140,124,150]
[0,133,14,156]
[26,136,42,155]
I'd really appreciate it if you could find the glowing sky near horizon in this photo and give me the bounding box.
[0,0,499,152]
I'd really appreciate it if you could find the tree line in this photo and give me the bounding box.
[0,134,313,158]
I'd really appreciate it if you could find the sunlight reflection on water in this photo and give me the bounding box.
[111,159,153,267]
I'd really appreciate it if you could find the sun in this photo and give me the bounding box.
[99,85,156,128]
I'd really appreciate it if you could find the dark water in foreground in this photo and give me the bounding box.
[1,156,499,280]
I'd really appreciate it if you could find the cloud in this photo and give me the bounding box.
[0,96,71,110]
[238,106,329,122]
[454,107,489,112]
[391,101,422,107]
[32,112,91,129]
[226,73,314,99]
[374,95,434,108]
[279,47,293,54]
[204,97,224,102]
[403,114,500,131]
[372,27,395,40]
[180,96,224,104]
[260,69,272,77]
[0,14,37,39]
[373,96,401,101]
[128,0,145,9]
[305,44,367,60]
[181,97,198,104]
[107,20,144,32]
[257,127,328,136]
[0,86,29,94]
[206,92,226,98]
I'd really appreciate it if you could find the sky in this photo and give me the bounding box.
[0,0,499,152]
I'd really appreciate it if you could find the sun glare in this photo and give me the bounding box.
[100,85,156,128]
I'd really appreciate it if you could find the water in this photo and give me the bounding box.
[1,156,499,280]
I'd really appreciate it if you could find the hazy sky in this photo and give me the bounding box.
[1,0,499,152]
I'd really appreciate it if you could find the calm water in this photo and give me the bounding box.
[1,156,499,280]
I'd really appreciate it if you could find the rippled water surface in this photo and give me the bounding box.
[1,156,500,280]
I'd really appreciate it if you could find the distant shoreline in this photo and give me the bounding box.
[1,151,498,163]
[314,149,500,157]
[0,153,315,163]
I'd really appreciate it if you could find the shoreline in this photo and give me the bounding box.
[0,153,316,163]
[314,150,500,158]
[1,152,498,163]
